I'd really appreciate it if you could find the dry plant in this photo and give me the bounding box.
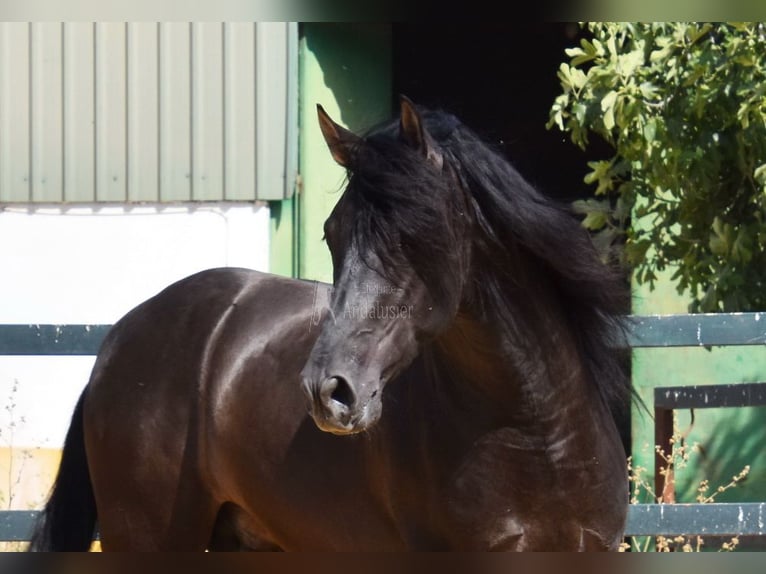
[619,412,751,552]
[1,380,34,509]
[1,380,41,552]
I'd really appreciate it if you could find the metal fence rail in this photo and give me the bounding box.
[0,324,110,355]
[626,312,766,348]
[2,503,763,542]
[0,512,38,543]
[1,313,765,545]
[625,503,766,537]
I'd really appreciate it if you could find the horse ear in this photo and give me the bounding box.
[399,95,443,169]
[317,104,360,168]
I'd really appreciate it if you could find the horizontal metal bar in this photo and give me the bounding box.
[4,505,765,541]
[0,511,37,542]
[625,503,766,537]
[0,314,763,356]
[0,324,111,355]
[0,511,99,543]
[625,312,766,348]
[655,382,766,410]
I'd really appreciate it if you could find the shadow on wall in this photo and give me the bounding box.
[675,406,766,504]
[303,23,392,133]
[671,406,766,550]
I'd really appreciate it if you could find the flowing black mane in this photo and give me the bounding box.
[341,107,631,419]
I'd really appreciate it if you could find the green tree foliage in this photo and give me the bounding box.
[549,22,766,312]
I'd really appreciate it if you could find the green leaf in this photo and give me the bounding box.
[639,82,658,100]
[687,22,713,44]
[569,67,588,90]
[600,90,617,112]
[643,118,657,143]
[572,102,587,125]
[727,22,751,32]
[565,47,587,59]
[557,63,573,90]
[566,41,598,67]
[606,34,618,58]
[732,227,754,262]
[733,54,755,67]
[583,160,616,195]
[709,217,734,256]
[625,239,652,265]
[571,54,594,67]
[582,210,608,230]
[616,48,645,78]
[754,163,766,186]
[573,198,611,231]
[601,91,618,131]
[709,233,728,256]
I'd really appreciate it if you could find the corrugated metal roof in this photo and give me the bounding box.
[0,22,297,203]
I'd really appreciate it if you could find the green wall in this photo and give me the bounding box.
[270,23,392,282]
[631,272,766,505]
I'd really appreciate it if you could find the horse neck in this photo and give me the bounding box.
[432,296,603,436]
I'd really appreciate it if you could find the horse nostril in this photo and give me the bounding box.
[319,376,356,409]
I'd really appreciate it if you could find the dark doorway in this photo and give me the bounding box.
[392,23,611,203]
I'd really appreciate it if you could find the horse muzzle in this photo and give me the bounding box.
[300,374,380,435]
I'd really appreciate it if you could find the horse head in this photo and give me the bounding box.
[300,97,471,435]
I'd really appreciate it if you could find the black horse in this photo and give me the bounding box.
[29,96,630,551]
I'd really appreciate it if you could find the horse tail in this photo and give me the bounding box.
[28,389,97,552]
